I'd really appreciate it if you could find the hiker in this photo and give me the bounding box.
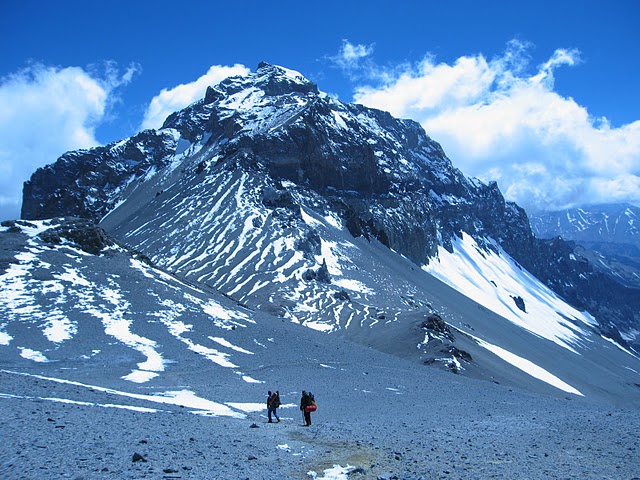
[267,390,280,423]
[272,390,281,422]
[300,390,316,426]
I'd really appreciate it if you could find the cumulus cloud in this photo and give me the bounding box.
[140,64,249,130]
[347,40,640,212]
[0,62,137,221]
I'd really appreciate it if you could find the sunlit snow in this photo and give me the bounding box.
[308,465,357,480]
[2,370,245,418]
[471,335,583,396]
[0,392,160,413]
[19,348,49,363]
[424,233,596,354]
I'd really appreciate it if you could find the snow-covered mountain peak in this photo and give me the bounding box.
[18,62,640,399]
[252,61,318,94]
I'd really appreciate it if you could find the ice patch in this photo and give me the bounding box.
[201,300,251,328]
[241,375,264,384]
[55,266,91,287]
[0,330,12,345]
[324,214,342,229]
[320,364,337,369]
[331,111,349,130]
[333,278,373,295]
[300,207,323,227]
[304,320,334,333]
[209,336,254,354]
[42,312,76,343]
[601,335,637,357]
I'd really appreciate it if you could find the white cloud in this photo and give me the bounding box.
[350,40,640,212]
[0,63,136,221]
[140,64,249,130]
[337,40,374,65]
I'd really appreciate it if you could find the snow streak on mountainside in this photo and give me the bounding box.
[18,63,640,400]
[0,219,271,416]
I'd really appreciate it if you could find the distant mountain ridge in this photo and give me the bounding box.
[18,62,640,383]
[530,203,639,249]
[530,204,640,290]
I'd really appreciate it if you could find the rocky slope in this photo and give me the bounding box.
[2,219,640,479]
[19,63,640,383]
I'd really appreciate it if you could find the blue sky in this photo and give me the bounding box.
[1,0,639,220]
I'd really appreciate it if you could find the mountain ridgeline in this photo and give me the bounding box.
[22,62,640,353]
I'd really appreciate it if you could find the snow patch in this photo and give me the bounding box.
[122,370,160,383]
[1,370,244,418]
[19,348,49,363]
[471,335,583,396]
[308,465,357,480]
[424,233,595,354]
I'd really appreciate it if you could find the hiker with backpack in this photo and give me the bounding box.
[300,390,316,426]
[267,390,280,423]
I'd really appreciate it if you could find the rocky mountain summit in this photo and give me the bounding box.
[22,63,640,353]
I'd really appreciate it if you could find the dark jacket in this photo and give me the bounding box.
[300,392,311,410]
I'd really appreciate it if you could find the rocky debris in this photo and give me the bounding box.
[296,229,322,259]
[303,259,331,284]
[333,290,351,302]
[1,220,22,234]
[262,186,300,212]
[419,314,472,373]
[420,314,455,342]
[38,218,114,255]
[131,452,147,463]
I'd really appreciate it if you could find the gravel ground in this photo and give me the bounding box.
[2,338,640,480]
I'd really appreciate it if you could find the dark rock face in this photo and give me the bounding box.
[511,296,526,313]
[22,130,177,221]
[303,260,331,284]
[420,314,455,342]
[19,62,640,349]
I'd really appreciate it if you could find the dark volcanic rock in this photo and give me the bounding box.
[511,295,526,313]
[131,452,147,463]
[22,130,177,221]
[38,218,114,255]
